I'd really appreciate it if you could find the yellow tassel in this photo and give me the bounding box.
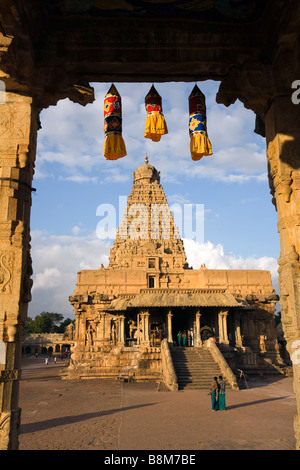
[104,133,127,160]
[190,132,213,161]
[144,85,168,142]
[144,113,168,142]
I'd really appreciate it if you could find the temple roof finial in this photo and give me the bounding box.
[145,154,149,164]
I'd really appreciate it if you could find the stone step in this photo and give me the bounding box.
[170,347,226,391]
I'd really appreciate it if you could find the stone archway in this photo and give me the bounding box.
[0,0,300,450]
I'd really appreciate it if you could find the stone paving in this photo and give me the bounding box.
[18,356,297,451]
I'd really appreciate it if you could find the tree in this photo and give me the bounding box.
[57,318,74,333]
[25,312,74,334]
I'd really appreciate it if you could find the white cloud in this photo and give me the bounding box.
[29,230,111,317]
[33,267,62,290]
[183,239,279,293]
[59,174,98,183]
[168,194,191,205]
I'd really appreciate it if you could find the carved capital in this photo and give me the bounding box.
[216,63,273,116]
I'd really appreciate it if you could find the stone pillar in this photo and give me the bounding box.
[99,312,106,343]
[78,311,86,342]
[167,310,173,343]
[218,310,229,345]
[0,88,38,450]
[118,315,125,346]
[217,58,300,447]
[234,311,243,348]
[218,311,224,343]
[264,95,300,448]
[144,311,150,346]
[223,311,229,345]
[194,310,202,347]
[140,310,150,346]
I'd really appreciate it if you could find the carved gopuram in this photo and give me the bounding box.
[0,0,300,450]
[68,158,282,387]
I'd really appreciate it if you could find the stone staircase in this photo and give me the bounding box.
[170,346,228,391]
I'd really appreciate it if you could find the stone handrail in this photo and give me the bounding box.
[204,338,239,390]
[161,339,178,391]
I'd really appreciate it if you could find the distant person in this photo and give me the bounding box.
[182,330,187,347]
[218,375,226,411]
[45,357,49,365]
[209,377,219,411]
[177,330,182,347]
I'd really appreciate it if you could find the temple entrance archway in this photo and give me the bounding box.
[0,0,300,450]
[171,308,194,347]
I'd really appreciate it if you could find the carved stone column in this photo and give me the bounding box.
[234,311,243,348]
[140,310,150,346]
[216,54,300,446]
[99,312,106,344]
[73,307,81,340]
[194,310,201,347]
[118,315,125,346]
[264,95,300,448]
[224,311,229,345]
[0,89,38,450]
[218,310,229,345]
[167,310,173,343]
[78,311,86,343]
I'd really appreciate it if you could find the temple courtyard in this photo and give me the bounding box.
[18,356,296,451]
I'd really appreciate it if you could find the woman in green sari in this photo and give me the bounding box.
[209,377,219,411]
[218,375,226,410]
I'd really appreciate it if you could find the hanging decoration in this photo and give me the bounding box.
[104,84,127,160]
[188,84,212,161]
[144,85,168,142]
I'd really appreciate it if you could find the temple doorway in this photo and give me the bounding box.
[171,308,193,347]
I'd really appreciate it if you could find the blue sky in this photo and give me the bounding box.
[29,81,280,318]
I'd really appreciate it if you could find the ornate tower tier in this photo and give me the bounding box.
[108,156,188,271]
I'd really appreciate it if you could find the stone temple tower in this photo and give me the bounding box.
[108,155,189,276]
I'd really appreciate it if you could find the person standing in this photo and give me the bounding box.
[182,330,187,347]
[209,377,219,411]
[218,375,226,410]
[177,330,182,347]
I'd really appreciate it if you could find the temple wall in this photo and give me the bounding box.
[67,345,162,382]
[75,269,148,295]
[189,269,275,296]
[74,267,275,298]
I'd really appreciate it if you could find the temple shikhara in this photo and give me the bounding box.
[68,158,282,388]
[1,0,300,450]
